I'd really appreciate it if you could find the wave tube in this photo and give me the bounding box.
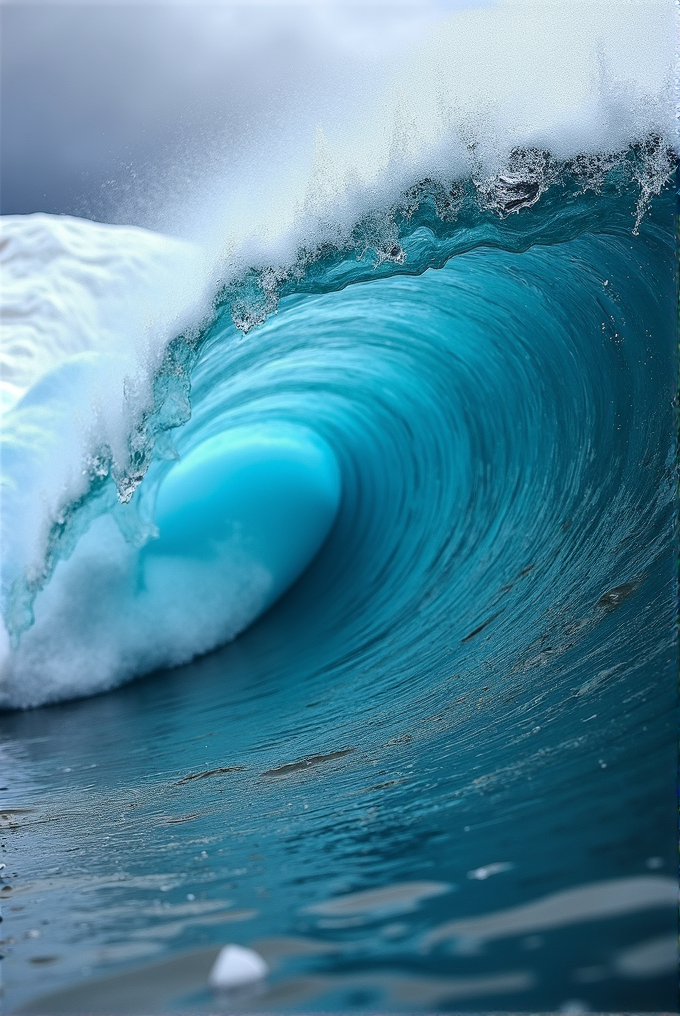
[0,148,675,708]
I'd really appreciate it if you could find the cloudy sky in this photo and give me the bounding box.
[2,0,673,240]
[1,2,491,221]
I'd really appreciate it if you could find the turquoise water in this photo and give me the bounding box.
[0,156,677,1012]
[147,423,341,621]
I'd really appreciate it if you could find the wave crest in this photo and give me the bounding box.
[0,141,676,707]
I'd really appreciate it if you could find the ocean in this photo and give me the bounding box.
[0,3,677,1012]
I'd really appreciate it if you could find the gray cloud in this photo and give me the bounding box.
[1,2,489,223]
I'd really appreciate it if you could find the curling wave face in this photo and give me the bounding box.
[0,162,677,1014]
[1,0,676,708]
[0,148,676,708]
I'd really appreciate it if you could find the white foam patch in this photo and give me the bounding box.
[0,215,214,652]
[153,0,676,264]
[0,513,272,709]
[208,945,269,990]
[0,214,211,414]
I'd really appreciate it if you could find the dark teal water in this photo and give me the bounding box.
[1,161,677,1013]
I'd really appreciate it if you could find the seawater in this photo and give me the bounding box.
[0,148,677,1012]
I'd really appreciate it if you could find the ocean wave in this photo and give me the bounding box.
[0,140,675,708]
[0,6,678,1009]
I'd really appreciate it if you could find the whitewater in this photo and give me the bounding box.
[0,2,678,1012]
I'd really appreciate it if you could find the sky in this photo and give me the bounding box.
[1,0,674,239]
[0,1,494,220]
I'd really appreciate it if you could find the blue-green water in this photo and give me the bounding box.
[0,156,677,1012]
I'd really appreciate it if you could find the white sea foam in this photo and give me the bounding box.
[1,513,273,708]
[152,0,676,264]
[0,217,212,534]
[0,0,676,707]
[0,215,218,704]
[0,214,213,413]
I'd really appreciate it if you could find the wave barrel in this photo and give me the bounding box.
[147,422,342,615]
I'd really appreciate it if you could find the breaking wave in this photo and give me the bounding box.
[0,140,676,708]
